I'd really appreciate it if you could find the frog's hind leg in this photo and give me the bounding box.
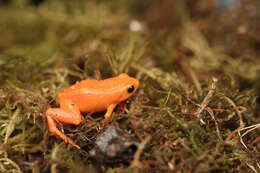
[46,98,83,149]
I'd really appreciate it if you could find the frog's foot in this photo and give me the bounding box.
[46,108,82,149]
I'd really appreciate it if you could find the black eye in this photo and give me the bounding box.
[127,85,135,93]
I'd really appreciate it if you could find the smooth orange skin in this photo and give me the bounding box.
[46,73,139,149]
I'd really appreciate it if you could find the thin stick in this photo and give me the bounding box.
[130,135,151,169]
[194,77,218,124]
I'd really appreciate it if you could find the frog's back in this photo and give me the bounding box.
[61,76,127,95]
[58,76,127,113]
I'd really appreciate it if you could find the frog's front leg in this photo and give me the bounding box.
[46,98,83,149]
[104,103,117,122]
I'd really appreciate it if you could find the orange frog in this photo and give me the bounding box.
[46,73,139,149]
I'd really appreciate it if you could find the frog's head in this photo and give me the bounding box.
[117,73,139,102]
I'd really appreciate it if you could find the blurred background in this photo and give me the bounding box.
[1,0,260,85]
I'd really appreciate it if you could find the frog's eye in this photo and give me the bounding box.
[127,85,135,93]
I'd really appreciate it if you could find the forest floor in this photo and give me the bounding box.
[0,1,259,173]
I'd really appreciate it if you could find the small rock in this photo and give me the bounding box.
[89,123,140,162]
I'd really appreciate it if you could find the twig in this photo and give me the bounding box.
[246,162,258,173]
[238,123,260,149]
[130,135,151,169]
[216,93,245,144]
[205,107,223,141]
[0,158,22,173]
[217,93,245,129]
[194,77,218,124]
[216,92,247,149]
